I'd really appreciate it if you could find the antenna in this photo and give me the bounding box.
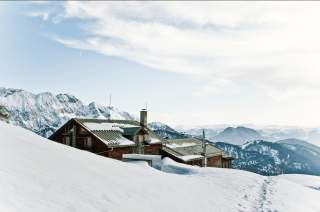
[107,94,112,120]
[145,102,148,110]
[109,94,112,108]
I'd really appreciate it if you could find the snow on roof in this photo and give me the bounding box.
[83,122,124,132]
[146,136,162,144]
[83,122,138,132]
[102,137,135,147]
[91,130,135,147]
[178,155,204,162]
[166,142,198,148]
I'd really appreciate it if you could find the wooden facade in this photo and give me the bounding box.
[49,118,162,161]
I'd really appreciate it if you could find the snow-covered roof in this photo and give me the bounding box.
[83,122,124,132]
[166,142,198,148]
[91,130,135,147]
[164,138,223,157]
[74,118,163,147]
[75,118,138,147]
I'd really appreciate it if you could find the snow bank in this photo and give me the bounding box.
[178,154,204,162]
[0,122,319,212]
[123,154,162,168]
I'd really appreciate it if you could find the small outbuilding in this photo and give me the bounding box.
[161,138,233,168]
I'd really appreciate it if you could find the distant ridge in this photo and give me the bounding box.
[0,87,135,137]
[210,126,263,145]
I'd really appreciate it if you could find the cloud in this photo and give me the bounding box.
[32,1,320,99]
[25,11,49,21]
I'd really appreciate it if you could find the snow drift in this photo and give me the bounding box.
[0,122,319,212]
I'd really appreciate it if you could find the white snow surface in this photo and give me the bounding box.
[0,121,320,212]
[178,155,204,162]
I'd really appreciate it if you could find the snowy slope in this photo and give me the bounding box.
[0,87,135,137]
[0,121,320,212]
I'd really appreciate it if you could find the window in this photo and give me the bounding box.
[87,137,92,147]
[65,137,71,146]
[84,137,92,148]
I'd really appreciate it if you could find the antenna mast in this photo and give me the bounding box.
[109,94,112,108]
[107,94,112,120]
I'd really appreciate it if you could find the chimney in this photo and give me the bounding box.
[140,109,147,127]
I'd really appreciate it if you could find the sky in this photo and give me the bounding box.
[1,1,320,127]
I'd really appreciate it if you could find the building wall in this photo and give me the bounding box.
[207,155,222,167]
[222,158,232,168]
[144,143,162,155]
[187,159,202,166]
[103,146,134,160]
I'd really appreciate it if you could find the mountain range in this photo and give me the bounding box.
[209,126,264,145]
[216,139,320,175]
[0,87,135,137]
[1,87,320,176]
[183,124,320,146]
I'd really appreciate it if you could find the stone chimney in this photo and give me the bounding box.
[140,109,147,127]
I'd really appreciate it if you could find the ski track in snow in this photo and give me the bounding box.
[255,177,277,212]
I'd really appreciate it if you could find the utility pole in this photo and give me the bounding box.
[202,129,207,167]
